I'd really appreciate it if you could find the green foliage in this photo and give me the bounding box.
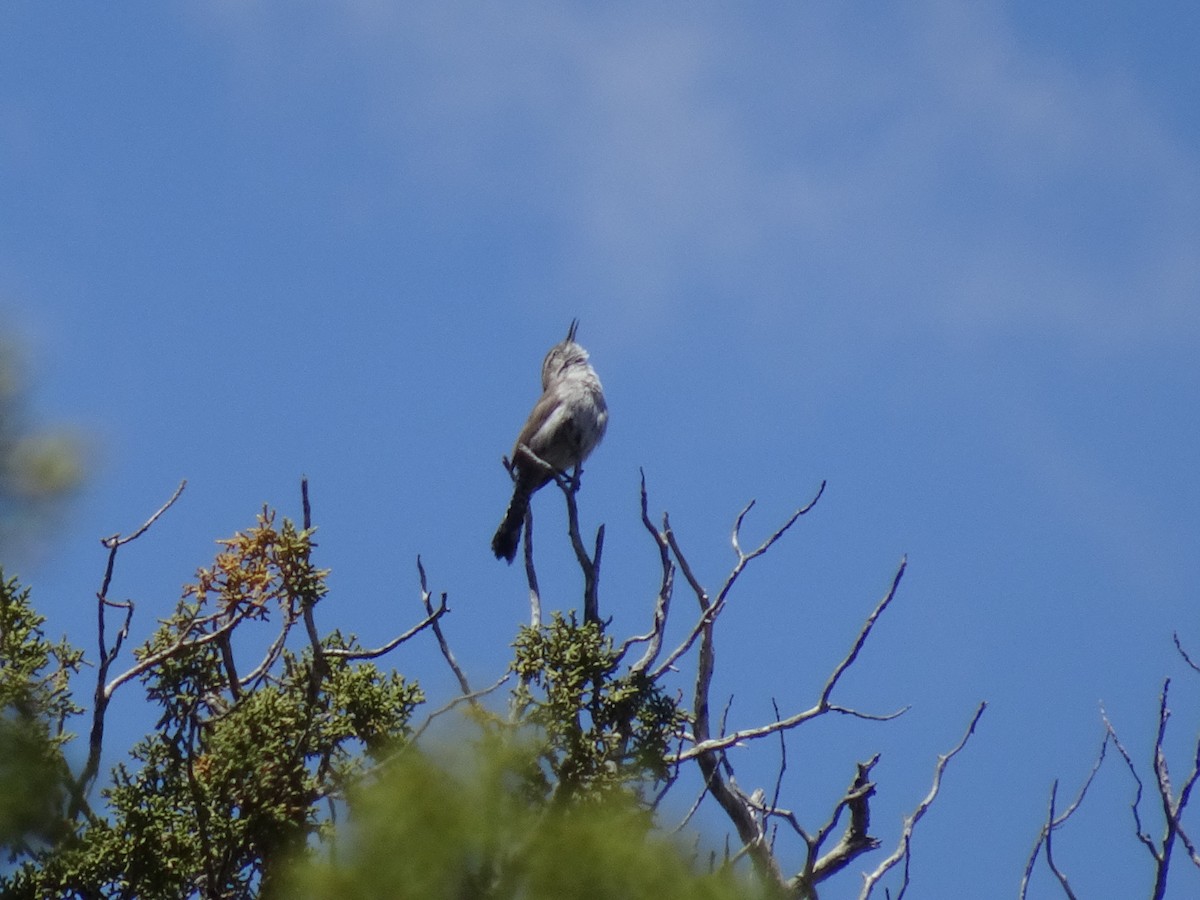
[277,738,763,900]
[512,612,684,798]
[1,512,423,899]
[0,569,83,854]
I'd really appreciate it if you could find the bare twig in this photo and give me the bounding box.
[406,672,511,746]
[1020,730,1110,899]
[688,519,785,891]
[667,524,708,610]
[1103,704,1156,855]
[239,617,296,690]
[98,479,187,555]
[1173,633,1200,676]
[768,697,788,853]
[555,463,601,625]
[414,556,472,696]
[653,483,825,682]
[1152,679,1200,896]
[1101,684,1200,899]
[103,606,260,701]
[73,479,187,816]
[621,472,674,673]
[1043,782,1079,899]
[859,701,987,899]
[675,558,908,763]
[792,756,881,896]
[323,594,449,661]
[820,557,904,711]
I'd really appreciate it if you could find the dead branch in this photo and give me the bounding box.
[674,558,908,763]
[1100,681,1200,899]
[1043,782,1079,899]
[1174,633,1200,676]
[104,609,248,698]
[768,697,788,853]
[554,463,602,625]
[406,672,512,746]
[652,483,824,681]
[414,556,471,695]
[323,593,449,662]
[1020,730,1110,899]
[239,615,296,690]
[680,506,815,892]
[1103,704,1155,850]
[790,756,881,897]
[73,479,187,816]
[688,516,784,890]
[859,701,987,899]
[620,471,674,673]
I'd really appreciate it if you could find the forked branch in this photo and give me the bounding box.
[74,479,187,816]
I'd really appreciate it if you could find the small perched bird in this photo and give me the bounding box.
[492,320,608,563]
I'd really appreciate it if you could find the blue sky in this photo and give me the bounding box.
[3,2,1199,896]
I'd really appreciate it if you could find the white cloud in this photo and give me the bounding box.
[195,0,1200,350]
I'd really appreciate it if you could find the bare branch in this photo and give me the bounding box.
[239,614,296,690]
[652,484,824,682]
[513,442,603,624]
[1103,704,1157,858]
[1042,781,1079,899]
[555,464,601,625]
[859,701,986,899]
[98,478,187,553]
[103,610,249,698]
[73,480,188,816]
[621,471,674,673]
[798,756,881,893]
[675,559,908,763]
[1150,677,1200,897]
[1020,730,1109,899]
[819,556,905,711]
[416,556,472,696]
[323,593,449,661]
[1174,632,1200,676]
[406,672,511,746]
[301,474,312,532]
[1097,681,1200,899]
[677,704,907,764]
[768,697,788,853]
[687,510,783,890]
[731,479,825,566]
[666,521,708,609]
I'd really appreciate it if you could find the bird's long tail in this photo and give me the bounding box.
[491,486,530,563]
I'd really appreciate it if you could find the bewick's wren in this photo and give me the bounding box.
[491,320,608,563]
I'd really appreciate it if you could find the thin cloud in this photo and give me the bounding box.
[194,0,1200,349]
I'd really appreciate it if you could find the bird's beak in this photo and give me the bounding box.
[566,319,579,343]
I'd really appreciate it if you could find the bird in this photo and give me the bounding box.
[491,320,608,563]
